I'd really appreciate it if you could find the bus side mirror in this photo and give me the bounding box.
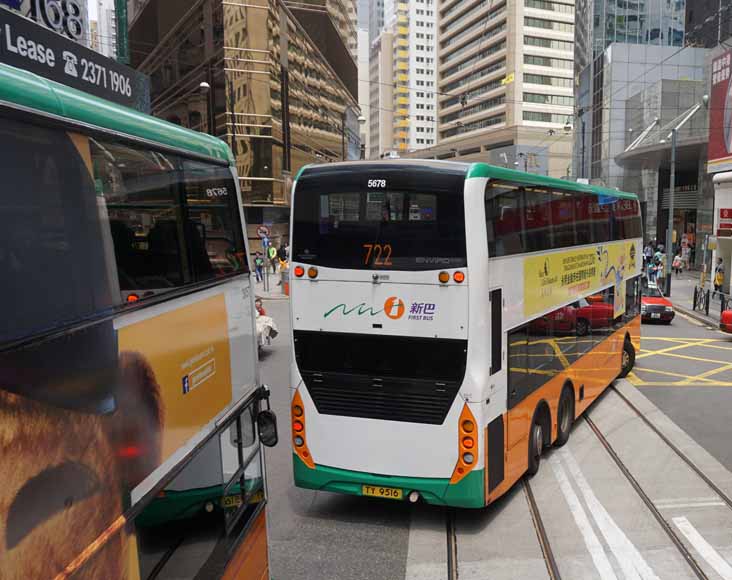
[258,409,278,447]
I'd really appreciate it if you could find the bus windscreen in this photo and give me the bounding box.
[292,189,467,270]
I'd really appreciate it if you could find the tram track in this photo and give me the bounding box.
[523,478,563,580]
[580,382,732,580]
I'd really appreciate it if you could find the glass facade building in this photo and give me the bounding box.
[128,0,359,246]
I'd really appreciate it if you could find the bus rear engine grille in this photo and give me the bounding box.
[301,372,461,425]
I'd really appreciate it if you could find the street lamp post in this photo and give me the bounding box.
[663,94,709,296]
[665,128,676,296]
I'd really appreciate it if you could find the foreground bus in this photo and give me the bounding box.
[289,160,642,508]
[0,63,276,578]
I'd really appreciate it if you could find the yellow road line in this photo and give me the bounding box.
[683,363,732,383]
[640,350,732,367]
[636,342,704,360]
[637,382,732,387]
[632,367,719,383]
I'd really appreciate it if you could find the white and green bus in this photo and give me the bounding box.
[288,160,642,508]
[0,62,276,579]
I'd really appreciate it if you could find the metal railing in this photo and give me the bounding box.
[694,286,731,317]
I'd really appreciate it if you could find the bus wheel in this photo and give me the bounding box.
[576,318,589,336]
[527,419,543,476]
[555,387,574,447]
[619,339,635,378]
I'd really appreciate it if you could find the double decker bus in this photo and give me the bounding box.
[0,62,277,578]
[288,160,642,508]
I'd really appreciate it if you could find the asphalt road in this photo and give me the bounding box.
[259,299,412,580]
[631,310,732,470]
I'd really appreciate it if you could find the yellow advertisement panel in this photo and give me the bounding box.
[117,294,232,465]
[524,241,639,319]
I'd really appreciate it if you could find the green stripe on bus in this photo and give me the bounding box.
[0,63,234,165]
[466,162,638,200]
[293,454,485,508]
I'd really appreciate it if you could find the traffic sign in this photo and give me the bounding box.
[257,225,271,238]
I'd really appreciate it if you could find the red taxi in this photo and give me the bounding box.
[641,283,674,324]
[721,309,732,334]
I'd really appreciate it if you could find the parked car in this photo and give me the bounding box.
[575,294,614,336]
[721,309,732,334]
[641,283,674,324]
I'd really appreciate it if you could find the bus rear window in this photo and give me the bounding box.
[293,189,467,270]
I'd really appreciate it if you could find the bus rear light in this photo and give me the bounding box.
[438,271,450,284]
[292,390,315,469]
[294,266,305,277]
[453,271,465,283]
[126,294,140,303]
[307,267,318,279]
[450,403,479,485]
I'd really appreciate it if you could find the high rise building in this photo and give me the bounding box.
[406,0,575,178]
[368,0,437,157]
[284,0,358,60]
[369,29,394,158]
[574,0,686,184]
[369,0,385,44]
[128,0,360,247]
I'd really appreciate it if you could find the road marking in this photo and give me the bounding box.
[550,456,619,580]
[636,342,700,360]
[657,502,726,509]
[632,367,719,383]
[561,448,661,580]
[673,516,732,580]
[675,311,705,326]
[405,509,448,580]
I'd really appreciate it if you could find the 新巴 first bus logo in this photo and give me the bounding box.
[324,297,436,321]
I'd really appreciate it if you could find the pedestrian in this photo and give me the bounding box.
[713,258,725,299]
[267,243,278,273]
[648,259,658,283]
[254,252,264,282]
[255,297,266,316]
[656,258,665,288]
[672,253,683,277]
[643,243,653,268]
[278,243,287,264]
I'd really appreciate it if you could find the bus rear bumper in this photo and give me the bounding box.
[293,454,485,508]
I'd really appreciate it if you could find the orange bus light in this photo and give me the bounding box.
[307,267,318,279]
[126,294,140,303]
[463,452,474,464]
[294,436,304,447]
[293,421,304,433]
[453,271,465,283]
[462,437,474,449]
[293,405,304,417]
[462,420,474,433]
[294,266,305,277]
[438,271,450,283]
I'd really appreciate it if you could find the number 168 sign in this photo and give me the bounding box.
[30,0,86,42]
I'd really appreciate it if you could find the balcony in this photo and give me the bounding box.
[397,50,409,59]
[396,61,408,71]
[397,26,409,36]
[397,97,409,105]
[396,119,409,127]
[397,38,409,47]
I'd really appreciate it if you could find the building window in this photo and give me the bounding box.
[523,111,570,123]
[441,114,505,138]
[524,0,574,14]
[524,55,573,69]
[524,17,574,33]
[524,36,573,51]
[523,93,574,106]
[524,74,573,88]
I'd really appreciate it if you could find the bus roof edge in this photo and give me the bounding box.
[0,62,235,165]
[466,162,638,200]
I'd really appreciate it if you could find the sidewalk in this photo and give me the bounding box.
[665,270,724,324]
[253,274,289,300]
